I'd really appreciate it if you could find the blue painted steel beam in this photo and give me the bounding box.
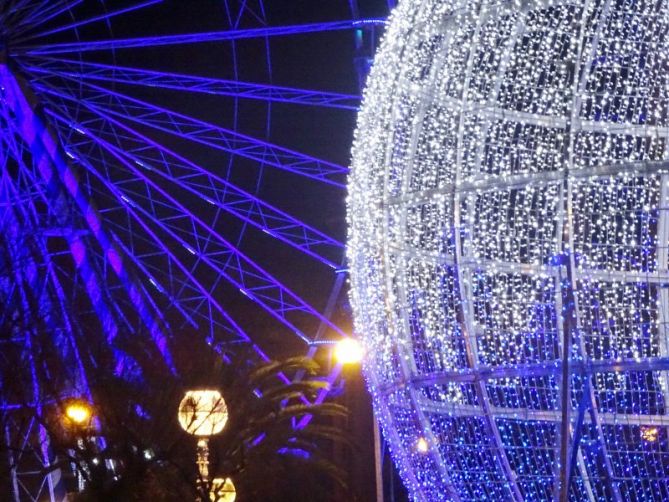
[0,68,124,350]
[25,58,360,110]
[29,76,348,186]
[32,79,345,267]
[0,170,88,500]
[51,130,257,347]
[13,0,163,44]
[0,0,35,25]
[9,0,83,39]
[15,19,387,56]
[0,165,91,394]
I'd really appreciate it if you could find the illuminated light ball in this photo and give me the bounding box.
[210,477,236,502]
[348,0,669,500]
[64,400,92,426]
[178,390,228,436]
[334,337,365,365]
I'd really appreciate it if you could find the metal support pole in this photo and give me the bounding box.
[197,437,210,484]
[374,417,384,502]
[3,425,20,502]
[567,379,591,490]
[558,253,575,502]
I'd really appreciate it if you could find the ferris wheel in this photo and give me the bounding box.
[0,1,390,499]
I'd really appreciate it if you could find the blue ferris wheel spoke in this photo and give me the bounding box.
[15,19,386,56]
[4,126,149,379]
[59,141,256,346]
[43,107,346,343]
[0,65,176,371]
[35,88,345,266]
[30,76,348,186]
[25,58,360,110]
[0,172,98,388]
[9,0,83,39]
[0,181,94,398]
[2,0,51,27]
[13,0,164,44]
[85,112,344,267]
[0,0,32,26]
[110,233,199,329]
[0,99,126,357]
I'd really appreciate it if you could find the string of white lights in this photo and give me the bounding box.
[348,0,669,500]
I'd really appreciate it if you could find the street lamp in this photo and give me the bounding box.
[178,389,228,486]
[334,337,364,365]
[62,398,94,492]
[64,399,93,427]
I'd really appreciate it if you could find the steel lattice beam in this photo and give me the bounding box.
[38,106,346,343]
[30,76,349,187]
[24,58,360,110]
[36,100,345,268]
[15,19,386,56]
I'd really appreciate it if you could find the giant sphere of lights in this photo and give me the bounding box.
[348,0,669,500]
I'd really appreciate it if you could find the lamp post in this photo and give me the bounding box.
[62,398,94,492]
[178,389,228,490]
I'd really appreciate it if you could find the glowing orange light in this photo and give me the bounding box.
[334,338,364,365]
[641,426,659,442]
[65,401,92,425]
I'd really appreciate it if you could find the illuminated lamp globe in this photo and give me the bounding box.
[210,477,236,502]
[348,0,669,500]
[178,390,228,437]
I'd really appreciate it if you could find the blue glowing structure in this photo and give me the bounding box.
[0,1,385,499]
[349,1,669,501]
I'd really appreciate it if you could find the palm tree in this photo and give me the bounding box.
[210,355,350,501]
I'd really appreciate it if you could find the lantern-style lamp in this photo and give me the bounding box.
[210,477,236,502]
[178,389,228,484]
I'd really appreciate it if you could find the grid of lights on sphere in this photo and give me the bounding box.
[347,0,669,500]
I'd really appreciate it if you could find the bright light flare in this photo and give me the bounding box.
[334,337,364,365]
[416,437,429,454]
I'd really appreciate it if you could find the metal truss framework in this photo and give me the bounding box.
[0,1,381,500]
